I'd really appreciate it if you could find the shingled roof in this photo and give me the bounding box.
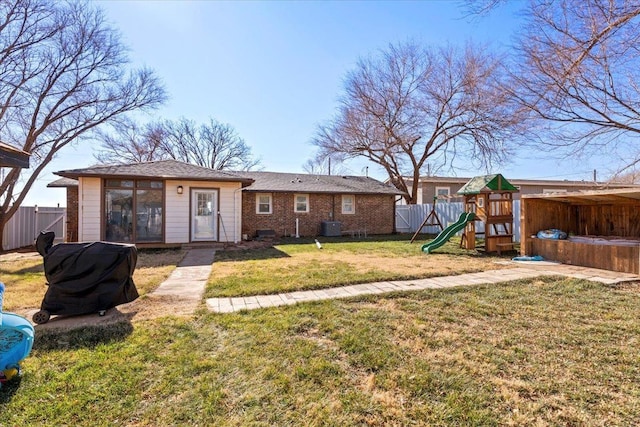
[47,177,78,188]
[52,160,403,195]
[241,171,403,195]
[54,159,254,184]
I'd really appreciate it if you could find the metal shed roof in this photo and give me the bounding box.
[522,187,640,205]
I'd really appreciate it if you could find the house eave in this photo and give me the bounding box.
[54,171,254,185]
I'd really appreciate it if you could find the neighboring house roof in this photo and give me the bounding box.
[47,177,78,188]
[54,159,254,184]
[241,171,404,195]
[457,174,518,195]
[412,175,638,189]
[0,141,29,168]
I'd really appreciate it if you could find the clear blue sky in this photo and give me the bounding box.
[32,0,610,206]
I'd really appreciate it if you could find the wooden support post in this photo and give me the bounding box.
[410,197,444,243]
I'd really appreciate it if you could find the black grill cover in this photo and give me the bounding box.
[36,232,139,316]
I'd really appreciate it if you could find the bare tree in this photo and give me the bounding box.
[312,41,523,203]
[0,0,166,249]
[489,0,640,174]
[95,118,166,164]
[302,154,348,175]
[163,118,260,171]
[460,0,510,17]
[97,117,261,170]
[611,169,640,184]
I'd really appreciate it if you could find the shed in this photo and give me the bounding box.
[520,188,640,274]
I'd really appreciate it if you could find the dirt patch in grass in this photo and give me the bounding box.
[118,295,201,322]
[297,251,499,275]
[208,242,508,297]
[611,280,640,293]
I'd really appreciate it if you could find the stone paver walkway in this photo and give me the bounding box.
[205,261,640,313]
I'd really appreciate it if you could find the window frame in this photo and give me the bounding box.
[435,186,450,202]
[342,194,355,214]
[103,179,164,243]
[256,193,273,214]
[294,193,309,213]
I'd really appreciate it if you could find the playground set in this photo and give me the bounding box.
[421,174,518,254]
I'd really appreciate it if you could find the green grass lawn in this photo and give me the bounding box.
[207,236,509,297]
[1,237,639,425]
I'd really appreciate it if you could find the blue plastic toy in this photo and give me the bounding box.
[0,282,35,386]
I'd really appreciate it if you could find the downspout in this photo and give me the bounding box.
[331,194,335,220]
[393,196,397,233]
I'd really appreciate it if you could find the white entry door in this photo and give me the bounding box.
[192,189,218,241]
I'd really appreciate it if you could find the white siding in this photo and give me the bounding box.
[79,177,101,241]
[165,180,242,243]
[77,178,242,244]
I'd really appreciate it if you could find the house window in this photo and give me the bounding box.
[543,188,567,194]
[435,186,450,202]
[342,195,355,214]
[256,194,272,214]
[294,194,309,213]
[105,179,163,243]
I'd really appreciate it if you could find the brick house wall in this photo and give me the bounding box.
[66,186,78,242]
[242,192,396,238]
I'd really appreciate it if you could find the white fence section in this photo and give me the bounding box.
[2,206,66,251]
[396,201,521,242]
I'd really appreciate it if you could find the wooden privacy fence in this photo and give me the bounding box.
[396,201,522,243]
[2,206,66,251]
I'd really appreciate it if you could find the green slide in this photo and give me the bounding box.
[421,212,476,254]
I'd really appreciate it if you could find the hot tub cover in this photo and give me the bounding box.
[36,232,139,316]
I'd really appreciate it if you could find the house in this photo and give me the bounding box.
[398,176,639,204]
[520,188,640,274]
[51,160,404,247]
[240,171,403,238]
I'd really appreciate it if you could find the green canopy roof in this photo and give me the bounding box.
[456,174,518,195]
